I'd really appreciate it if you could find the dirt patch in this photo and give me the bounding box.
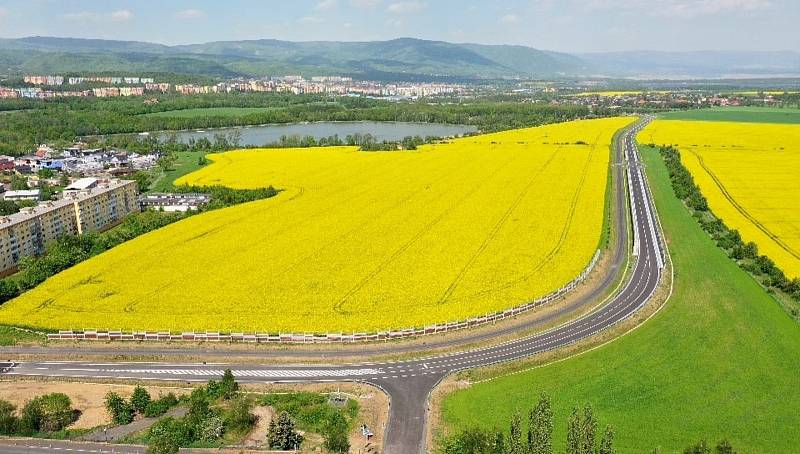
[243,405,274,447]
[240,382,389,453]
[0,380,190,430]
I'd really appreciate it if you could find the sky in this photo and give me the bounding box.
[0,0,796,53]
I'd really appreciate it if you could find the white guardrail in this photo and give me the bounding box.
[48,250,602,344]
[47,250,600,344]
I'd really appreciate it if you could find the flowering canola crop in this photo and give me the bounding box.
[0,117,633,333]
[639,119,800,279]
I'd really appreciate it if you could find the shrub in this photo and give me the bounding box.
[105,392,134,425]
[266,412,303,450]
[144,393,179,418]
[0,400,18,435]
[224,396,256,432]
[131,386,151,415]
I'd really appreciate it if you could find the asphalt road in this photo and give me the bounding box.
[0,118,665,454]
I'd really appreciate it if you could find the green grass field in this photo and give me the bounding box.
[440,145,800,453]
[149,151,207,192]
[659,106,800,124]
[143,107,276,119]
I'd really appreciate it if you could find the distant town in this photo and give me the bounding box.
[0,74,470,100]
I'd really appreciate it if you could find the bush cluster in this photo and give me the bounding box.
[146,370,255,454]
[0,393,78,436]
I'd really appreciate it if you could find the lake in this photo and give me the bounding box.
[154,121,478,146]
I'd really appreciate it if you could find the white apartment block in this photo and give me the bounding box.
[0,179,139,272]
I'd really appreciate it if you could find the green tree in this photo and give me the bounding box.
[130,386,151,415]
[10,174,28,190]
[224,396,255,432]
[715,440,736,454]
[266,412,303,450]
[684,440,711,454]
[197,415,224,442]
[0,279,20,303]
[566,408,582,454]
[0,200,20,215]
[0,400,17,435]
[147,417,187,454]
[37,168,55,179]
[581,405,597,454]
[104,392,134,425]
[528,392,553,454]
[220,369,239,400]
[35,393,76,432]
[323,412,350,454]
[599,425,616,454]
[508,410,524,454]
[130,171,151,193]
[18,399,43,435]
[441,427,506,454]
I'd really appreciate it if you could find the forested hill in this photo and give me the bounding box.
[1,36,798,79]
[0,37,585,80]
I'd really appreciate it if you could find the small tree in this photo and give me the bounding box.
[105,392,134,425]
[684,440,711,454]
[18,399,43,435]
[10,174,28,190]
[715,439,736,454]
[131,386,151,415]
[566,407,582,454]
[599,425,616,454]
[528,392,553,454]
[224,396,256,432]
[581,405,597,454]
[266,412,303,450]
[198,415,224,442]
[220,369,239,400]
[0,400,18,435]
[508,411,524,454]
[323,412,350,454]
[148,417,185,454]
[36,393,76,432]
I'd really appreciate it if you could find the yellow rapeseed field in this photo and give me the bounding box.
[639,119,800,279]
[0,117,633,333]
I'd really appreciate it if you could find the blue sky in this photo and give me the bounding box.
[0,0,796,52]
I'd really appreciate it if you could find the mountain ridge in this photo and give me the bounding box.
[1,36,798,79]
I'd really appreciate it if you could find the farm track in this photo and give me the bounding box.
[0,118,666,454]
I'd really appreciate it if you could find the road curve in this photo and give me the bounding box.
[0,118,665,454]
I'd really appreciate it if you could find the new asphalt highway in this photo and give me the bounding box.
[0,118,666,454]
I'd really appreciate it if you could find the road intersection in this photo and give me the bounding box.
[0,118,665,454]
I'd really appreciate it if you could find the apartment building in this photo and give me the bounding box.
[0,179,139,272]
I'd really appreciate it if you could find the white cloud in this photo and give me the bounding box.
[110,10,133,22]
[386,1,427,14]
[63,10,134,22]
[0,7,8,19]
[350,0,381,7]
[500,14,520,24]
[658,0,772,17]
[297,15,324,24]
[315,0,339,11]
[386,18,404,28]
[174,9,206,20]
[582,0,771,17]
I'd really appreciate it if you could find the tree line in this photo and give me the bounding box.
[658,145,800,308]
[0,92,590,154]
[440,393,738,454]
